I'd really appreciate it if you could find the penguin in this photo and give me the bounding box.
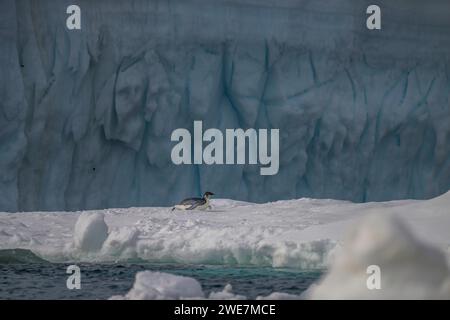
[172,192,214,211]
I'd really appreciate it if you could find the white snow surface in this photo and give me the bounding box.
[1,192,449,270]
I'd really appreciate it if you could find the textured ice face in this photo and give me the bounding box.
[107,61,147,150]
[1,0,450,211]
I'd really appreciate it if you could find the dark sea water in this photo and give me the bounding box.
[0,262,323,299]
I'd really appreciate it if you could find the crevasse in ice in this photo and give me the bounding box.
[1,0,450,211]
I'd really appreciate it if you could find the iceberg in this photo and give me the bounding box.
[1,0,450,211]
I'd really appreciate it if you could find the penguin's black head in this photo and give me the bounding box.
[203,191,214,198]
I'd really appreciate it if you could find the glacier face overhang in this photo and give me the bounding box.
[1,0,450,211]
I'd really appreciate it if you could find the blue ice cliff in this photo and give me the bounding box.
[1,0,450,211]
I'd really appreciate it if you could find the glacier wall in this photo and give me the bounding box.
[1,0,450,212]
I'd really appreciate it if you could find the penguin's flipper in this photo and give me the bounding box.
[187,203,202,210]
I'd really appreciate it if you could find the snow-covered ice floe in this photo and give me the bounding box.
[1,192,450,268]
[1,191,450,299]
[1,191,450,267]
